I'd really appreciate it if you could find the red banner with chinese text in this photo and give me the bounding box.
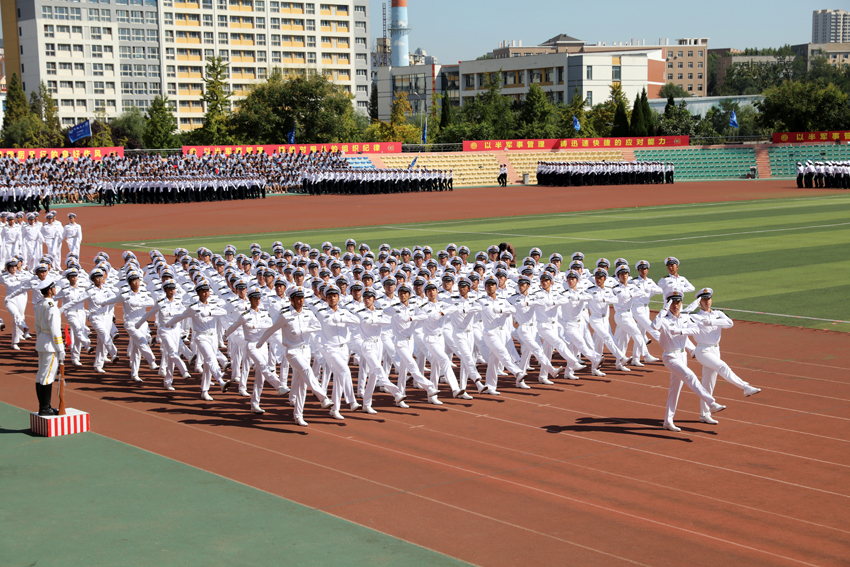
[773,131,850,144]
[182,142,403,157]
[0,147,124,161]
[463,136,689,152]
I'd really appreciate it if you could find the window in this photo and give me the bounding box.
[168,83,176,95]
[270,17,280,29]
[356,53,366,64]
[697,84,703,92]
[46,43,57,57]
[667,61,672,69]
[688,61,693,68]
[119,28,131,41]
[219,49,229,60]
[677,73,683,80]
[59,62,73,71]
[133,29,145,41]
[56,7,70,20]
[61,99,75,108]
[91,27,102,40]
[147,47,158,59]
[204,49,214,59]
[307,52,316,63]
[130,10,143,23]
[257,50,267,61]
[105,64,115,74]
[306,20,315,31]
[121,81,133,94]
[219,32,229,43]
[166,48,175,60]
[57,25,71,34]
[203,14,213,27]
[687,51,693,57]
[355,21,365,30]
[101,9,112,22]
[271,51,281,62]
[147,29,157,42]
[354,5,365,14]
[47,62,58,75]
[204,32,214,44]
[93,63,105,75]
[164,12,173,25]
[667,73,673,80]
[70,8,83,21]
[58,43,72,53]
[271,34,281,45]
[256,17,265,29]
[698,61,704,68]
[355,37,366,46]
[687,73,693,79]
[43,6,54,19]
[306,35,316,47]
[270,1,280,11]
[94,81,105,94]
[612,65,621,81]
[149,65,161,77]
[586,91,592,106]
[320,20,330,28]
[677,62,683,68]
[135,82,148,95]
[133,46,146,58]
[146,11,157,24]
[45,25,55,38]
[687,84,693,92]
[257,34,266,45]
[89,8,101,21]
[92,45,104,57]
[677,51,683,57]
[134,64,147,76]
[306,3,315,14]
[256,0,265,10]
[60,80,74,90]
[75,81,86,91]
[117,10,129,22]
[356,69,366,77]
[697,73,703,80]
[165,30,174,42]
[203,0,212,8]
[356,85,367,93]
[47,81,58,93]
[75,100,87,111]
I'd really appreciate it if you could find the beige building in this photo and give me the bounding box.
[812,9,850,44]
[1,0,371,132]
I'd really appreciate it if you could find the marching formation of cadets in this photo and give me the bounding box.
[796,161,850,189]
[536,161,675,186]
[0,150,453,209]
[3,230,762,430]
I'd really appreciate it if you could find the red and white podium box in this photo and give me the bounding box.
[30,409,90,438]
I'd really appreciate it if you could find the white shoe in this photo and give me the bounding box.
[149,361,159,371]
[644,354,660,363]
[566,370,579,380]
[201,391,214,401]
[164,382,175,391]
[111,354,120,364]
[474,380,485,393]
[350,401,362,412]
[516,380,531,390]
[182,372,192,380]
[497,370,507,377]
[238,389,250,397]
[72,360,82,367]
[94,366,105,374]
[393,392,407,404]
[572,363,586,371]
[615,361,631,372]
[457,392,473,400]
[538,377,554,385]
[591,368,606,377]
[363,406,378,414]
[630,358,644,367]
[427,395,443,405]
[330,409,345,420]
[396,401,409,408]
[700,415,719,425]
[295,416,308,427]
[11,345,20,351]
[320,398,333,409]
[486,389,501,396]
[663,420,681,432]
[277,386,290,396]
[251,405,265,414]
[744,386,761,397]
[131,375,142,382]
[689,350,696,359]
[709,402,726,413]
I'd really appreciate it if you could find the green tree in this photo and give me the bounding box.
[755,80,850,132]
[588,83,628,137]
[3,114,49,148]
[111,106,147,148]
[440,72,515,143]
[611,100,631,137]
[516,83,558,139]
[86,108,116,147]
[2,74,31,145]
[630,92,647,136]
[640,88,653,135]
[369,84,379,122]
[144,95,178,149]
[706,52,719,95]
[439,93,455,131]
[231,69,358,144]
[40,82,61,144]
[558,88,596,138]
[659,82,689,99]
[199,56,234,144]
[366,91,421,143]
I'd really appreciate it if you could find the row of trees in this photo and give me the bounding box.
[2,55,849,149]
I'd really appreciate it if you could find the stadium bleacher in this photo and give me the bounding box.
[380,153,501,187]
[768,144,850,177]
[506,151,625,184]
[633,147,757,180]
[344,156,375,169]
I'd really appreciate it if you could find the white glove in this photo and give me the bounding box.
[58,347,66,363]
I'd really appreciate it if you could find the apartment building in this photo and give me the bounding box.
[1,0,371,131]
[812,9,850,44]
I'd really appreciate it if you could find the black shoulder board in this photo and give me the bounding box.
[157,297,166,303]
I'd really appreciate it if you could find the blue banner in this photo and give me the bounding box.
[68,120,92,143]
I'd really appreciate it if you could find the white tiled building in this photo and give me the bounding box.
[2,0,372,131]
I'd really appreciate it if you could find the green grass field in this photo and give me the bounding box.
[96,194,850,333]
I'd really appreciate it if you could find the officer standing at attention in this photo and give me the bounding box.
[34,277,65,416]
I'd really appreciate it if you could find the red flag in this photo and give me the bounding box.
[65,325,71,347]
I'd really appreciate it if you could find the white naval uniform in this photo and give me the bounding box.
[225,306,284,409]
[165,300,230,396]
[35,296,65,386]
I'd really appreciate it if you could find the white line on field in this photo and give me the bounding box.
[647,301,850,324]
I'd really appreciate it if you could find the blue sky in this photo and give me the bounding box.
[370,0,836,63]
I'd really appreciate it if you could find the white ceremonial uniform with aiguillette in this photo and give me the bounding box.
[35,295,65,386]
